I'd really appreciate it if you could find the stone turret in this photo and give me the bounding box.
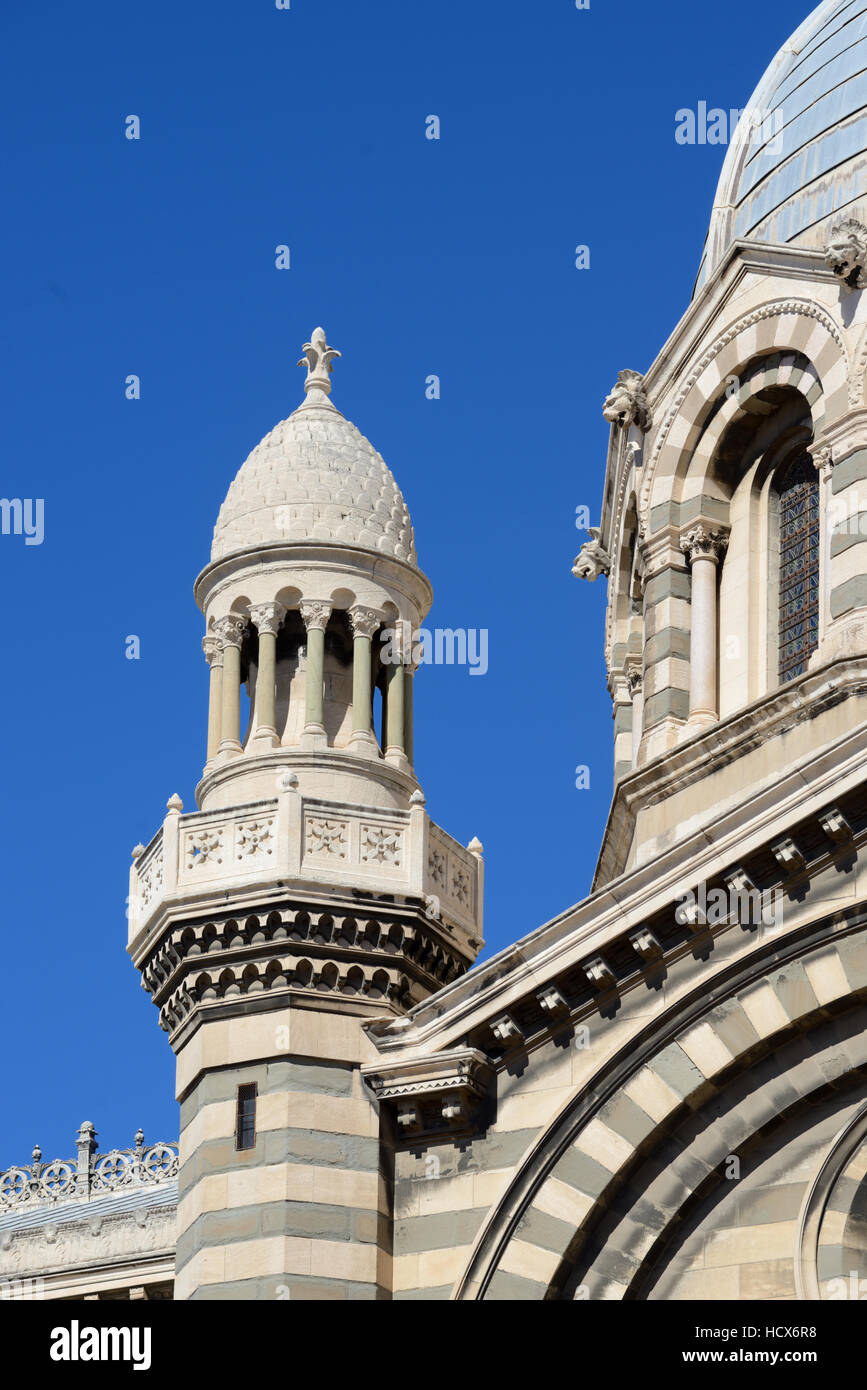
[128,328,484,1300]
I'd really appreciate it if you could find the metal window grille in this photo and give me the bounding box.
[236,1083,257,1151]
[778,454,819,684]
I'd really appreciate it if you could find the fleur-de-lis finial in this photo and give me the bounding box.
[298,327,341,399]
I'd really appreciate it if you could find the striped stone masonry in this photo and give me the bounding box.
[174,1052,389,1301]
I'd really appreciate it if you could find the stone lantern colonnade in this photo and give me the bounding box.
[202,602,414,766]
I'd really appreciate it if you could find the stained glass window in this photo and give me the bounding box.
[778,453,819,684]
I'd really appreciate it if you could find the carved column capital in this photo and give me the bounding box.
[349,606,381,640]
[213,614,249,649]
[202,635,223,667]
[299,601,333,633]
[680,525,729,566]
[625,660,643,696]
[249,601,286,637]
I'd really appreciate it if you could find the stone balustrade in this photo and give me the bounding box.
[129,791,483,950]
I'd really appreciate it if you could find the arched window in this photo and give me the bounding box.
[777,453,819,684]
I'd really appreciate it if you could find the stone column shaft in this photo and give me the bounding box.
[404,668,414,767]
[202,636,224,765]
[810,443,834,659]
[627,663,643,766]
[690,557,718,717]
[353,634,372,731]
[305,629,326,729]
[386,662,405,758]
[349,608,380,754]
[215,616,249,755]
[221,646,242,750]
[300,602,332,744]
[257,631,277,728]
[249,603,285,748]
[681,527,728,725]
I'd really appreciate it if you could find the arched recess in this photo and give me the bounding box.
[641,301,845,528]
[606,494,644,769]
[612,496,643,646]
[692,361,818,713]
[665,350,822,716]
[796,1098,867,1300]
[452,915,867,1301]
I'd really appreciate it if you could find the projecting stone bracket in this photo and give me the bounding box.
[361,1048,493,1142]
[581,956,617,993]
[724,867,757,897]
[772,838,806,874]
[820,807,853,844]
[536,985,570,1018]
[490,1014,525,1049]
[629,927,662,961]
[678,902,709,932]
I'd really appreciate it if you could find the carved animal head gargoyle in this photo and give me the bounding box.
[572,527,611,581]
[824,218,867,291]
[602,369,653,432]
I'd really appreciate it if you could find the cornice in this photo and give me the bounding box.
[365,713,867,1060]
[194,540,433,616]
[361,1048,493,1141]
[453,907,867,1301]
[195,745,419,811]
[596,654,867,885]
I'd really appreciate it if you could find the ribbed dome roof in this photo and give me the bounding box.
[699,0,867,287]
[211,329,417,566]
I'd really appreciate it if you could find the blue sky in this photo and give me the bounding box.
[0,0,810,1166]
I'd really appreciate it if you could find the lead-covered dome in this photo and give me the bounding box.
[211,328,417,566]
[698,0,867,288]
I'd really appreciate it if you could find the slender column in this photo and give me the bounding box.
[680,526,728,726]
[202,635,224,766]
[626,660,643,766]
[384,624,408,768]
[809,442,833,661]
[300,601,332,747]
[215,615,249,756]
[249,602,286,749]
[385,663,405,757]
[610,672,633,783]
[380,670,389,753]
[404,658,416,767]
[349,606,380,755]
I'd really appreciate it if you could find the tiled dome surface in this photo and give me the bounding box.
[211,401,417,565]
[699,0,867,286]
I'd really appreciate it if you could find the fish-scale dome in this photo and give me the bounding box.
[699,0,867,287]
[211,328,417,566]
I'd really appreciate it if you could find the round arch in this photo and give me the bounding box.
[453,919,867,1301]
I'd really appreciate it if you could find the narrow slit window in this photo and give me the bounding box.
[778,454,819,685]
[235,1082,257,1151]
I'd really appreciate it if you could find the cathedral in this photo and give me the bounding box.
[6,0,867,1301]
